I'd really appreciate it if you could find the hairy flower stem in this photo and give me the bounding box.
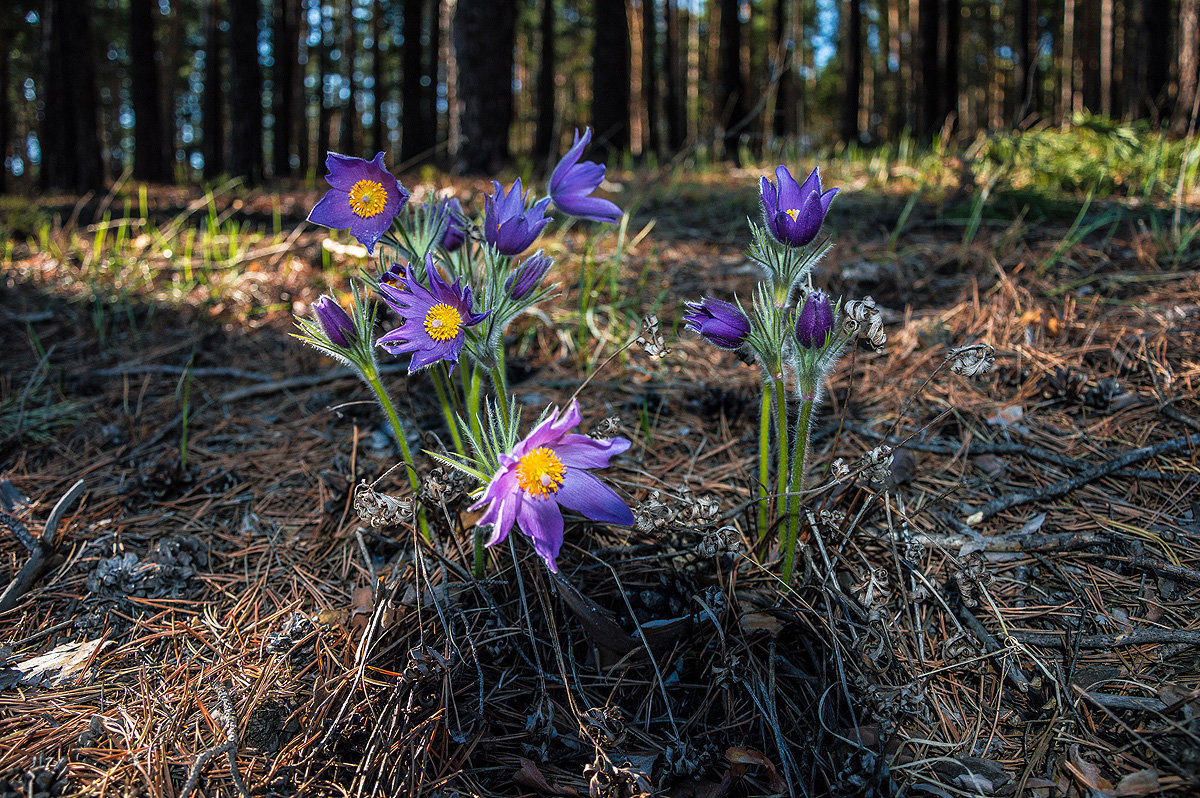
[431,366,465,455]
[781,397,815,583]
[757,388,771,536]
[489,346,510,422]
[466,365,484,444]
[364,368,430,538]
[773,378,789,520]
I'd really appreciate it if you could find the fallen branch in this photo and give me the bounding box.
[1011,628,1200,650]
[967,434,1196,524]
[1128,556,1200,588]
[0,479,85,615]
[179,681,251,798]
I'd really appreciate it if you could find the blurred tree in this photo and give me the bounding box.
[41,0,103,192]
[533,0,556,161]
[593,0,631,157]
[130,0,171,182]
[840,0,861,142]
[203,0,225,179]
[715,0,749,160]
[228,0,262,182]
[401,0,438,165]
[453,0,515,173]
[664,0,687,150]
[641,0,661,157]
[1176,0,1200,133]
[273,0,300,176]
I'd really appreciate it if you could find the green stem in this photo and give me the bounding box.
[773,376,789,538]
[757,386,771,538]
[365,367,429,539]
[781,398,814,584]
[431,366,465,455]
[466,365,484,444]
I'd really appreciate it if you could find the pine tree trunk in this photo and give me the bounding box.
[840,0,862,142]
[1136,0,1170,120]
[402,0,438,164]
[228,0,263,182]
[0,23,9,194]
[664,0,687,150]
[453,0,515,173]
[340,7,358,155]
[203,0,225,179]
[131,0,169,181]
[533,0,557,160]
[1014,0,1035,123]
[593,0,631,157]
[1175,0,1200,133]
[918,0,939,136]
[41,0,104,192]
[371,0,385,155]
[715,0,749,160]
[317,5,332,166]
[641,0,661,157]
[940,0,960,133]
[274,0,298,176]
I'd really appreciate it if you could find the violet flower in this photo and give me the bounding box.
[794,290,835,350]
[683,297,751,350]
[506,250,553,300]
[470,401,633,572]
[760,166,838,248]
[548,128,623,223]
[308,152,409,254]
[312,295,356,348]
[438,198,467,252]
[377,254,489,372]
[483,178,552,256]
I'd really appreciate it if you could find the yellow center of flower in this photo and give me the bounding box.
[784,208,801,222]
[347,179,388,218]
[423,303,463,341]
[515,447,565,498]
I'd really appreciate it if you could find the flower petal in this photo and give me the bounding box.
[307,189,358,231]
[556,468,634,526]
[555,434,631,469]
[517,497,565,572]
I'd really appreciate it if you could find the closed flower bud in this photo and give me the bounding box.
[505,250,553,300]
[683,297,751,351]
[313,295,356,348]
[795,290,834,350]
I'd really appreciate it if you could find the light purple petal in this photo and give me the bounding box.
[307,190,358,231]
[775,165,803,209]
[556,468,634,526]
[549,129,589,195]
[820,186,840,214]
[554,434,631,469]
[475,474,521,547]
[798,165,822,197]
[323,152,377,190]
[760,175,778,213]
[554,193,622,223]
[517,497,565,572]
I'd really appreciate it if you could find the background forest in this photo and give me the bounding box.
[2,0,1199,195]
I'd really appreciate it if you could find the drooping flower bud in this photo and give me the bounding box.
[683,297,751,351]
[313,295,356,347]
[794,290,834,350]
[438,198,467,252]
[506,250,554,300]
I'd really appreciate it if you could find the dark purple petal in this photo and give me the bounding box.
[553,194,622,224]
[820,187,840,215]
[549,128,622,223]
[683,296,750,350]
[774,165,804,209]
[307,190,358,231]
[795,290,835,349]
[312,295,355,347]
[323,152,376,190]
[556,468,634,527]
[554,434,631,469]
[506,250,554,300]
[517,497,565,572]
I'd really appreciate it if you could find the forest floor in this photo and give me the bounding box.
[1,157,1199,797]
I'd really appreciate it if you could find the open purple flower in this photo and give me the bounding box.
[483,178,552,256]
[683,296,751,350]
[795,290,834,349]
[549,128,623,223]
[377,254,489,372]
[506,250,553,300]
[760,165,838,248]
[308,152,409,254]
[438,198,467,252]
[470,400,633,572]
[312,295,356,348]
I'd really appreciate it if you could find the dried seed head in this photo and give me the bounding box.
[858,445,894,487]
[402,644,447,684]
[353,481,414,527]
[687,493,722,526]
[589,416,623,439]
[634,490,677,533]
[580,706,626,749]
[419,466,471,507]
[950,343,995,377]
[842,296,887,352]
[636,314,671,358]
[697,525,742,557]
[954,550,994,608]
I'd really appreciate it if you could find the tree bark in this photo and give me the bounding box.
[453,0,515,173]
[593,0,631,157]
[41,0,104,192]
[1136,0,1171,121]
[274,0,299,176]
[840,0,862,142]
[533,0,557,160]
[203,0,225,179]
[1175,0,1200,133]
[339,6,359,155]
[228,0,263,182]
[1014,0,1037,123]
[918,0,939,136]
[664,0,687,150]
[317,4,332,167]
[402,0,438,164]
[641,0,661,157]
[131,0,170,182]
[0,19,9,194]
[371,0,386,156]
[715,0,749,160]
[940,0,960,133]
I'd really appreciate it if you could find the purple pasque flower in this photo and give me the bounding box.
[760,165,838,248]
[683,296,751,350]
[505,250,553,300]
[438,198,467,252]
[549,128,623,223]
[312,295,356,348]
[308,152,409,254]
[483,178,553,256]
[469,400,634,572]
[795,290,835,350]
[377,254,489,372]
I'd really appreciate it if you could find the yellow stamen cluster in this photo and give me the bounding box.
[784,208,801,222]
[348,179,388,218]
[423,303,463,341]
[516,447,565,498]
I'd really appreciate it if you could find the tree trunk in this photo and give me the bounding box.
[228,0,263,182]
[918,0,939,135]
[1175,0,1200,133]
[664,0,687,150]
[274,0,298,176]
[715,0,749,160]
[402,0,438,164]
[940,0,960,133]
[339,7,359,155]
[840,0,862,142]
[41,0,104,192]
[371,0,386,156]
[131,0,169,182]
[1136,0,1171,121]
[1014,0,1036,123]
[0,21,9,194]
[1099,0,1113,116]
[533,0,557,160]
[641,0,661,157]
[317,4,332,167]
[203,0,225,179]
[453,0,515,173]
[593,0,631,157]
